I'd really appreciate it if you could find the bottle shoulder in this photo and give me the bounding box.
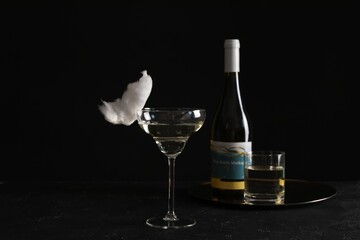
[212,102,249,123]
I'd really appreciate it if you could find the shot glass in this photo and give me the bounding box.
[244,151,285,205]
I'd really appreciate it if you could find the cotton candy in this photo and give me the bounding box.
[99,70,152,125]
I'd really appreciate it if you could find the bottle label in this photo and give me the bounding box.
[210,141,252,180]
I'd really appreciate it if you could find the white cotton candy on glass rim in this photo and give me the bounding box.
[99,70,153,126]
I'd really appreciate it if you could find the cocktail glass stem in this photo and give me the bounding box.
[164,157,178,221]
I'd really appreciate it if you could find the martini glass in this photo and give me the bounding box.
[137,108,206,229]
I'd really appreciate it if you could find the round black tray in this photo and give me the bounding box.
[189,179,336,207]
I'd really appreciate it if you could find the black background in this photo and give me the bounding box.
[1,2,360,182]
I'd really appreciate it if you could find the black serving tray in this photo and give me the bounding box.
[189,179,336,207]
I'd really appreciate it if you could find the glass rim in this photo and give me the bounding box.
[246,150,285,156]
[138,107,206,113]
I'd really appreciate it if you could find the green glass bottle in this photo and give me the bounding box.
[210,39,252,200]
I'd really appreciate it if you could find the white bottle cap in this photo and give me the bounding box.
[224,39,240,48]
[224,39,240,72]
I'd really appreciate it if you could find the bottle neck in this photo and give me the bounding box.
[223,72,241,102]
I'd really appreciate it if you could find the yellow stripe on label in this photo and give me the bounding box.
[211,178,244,190]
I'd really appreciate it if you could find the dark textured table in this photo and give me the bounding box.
[0,180,359,240]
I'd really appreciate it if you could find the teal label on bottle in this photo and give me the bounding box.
[211,141,252,180]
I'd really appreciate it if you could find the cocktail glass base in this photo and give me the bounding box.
[146,217,196,229]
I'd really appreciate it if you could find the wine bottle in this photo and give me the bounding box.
[210,39,252,199]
